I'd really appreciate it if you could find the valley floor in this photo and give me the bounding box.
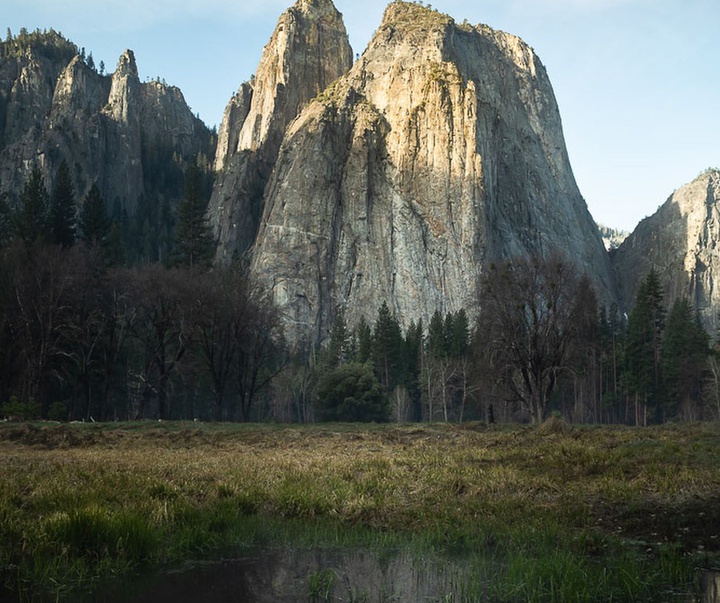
[1,420,719,601]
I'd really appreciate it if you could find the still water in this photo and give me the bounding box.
[101,547,717,603]
[110,547,472,602]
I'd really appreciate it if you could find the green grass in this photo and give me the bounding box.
[0,421,718,600]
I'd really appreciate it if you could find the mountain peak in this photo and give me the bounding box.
[208,0,353,262]
[114,49,137,77]
[381,1,453,30]
[294,0,342,15]
[249,2,615,343]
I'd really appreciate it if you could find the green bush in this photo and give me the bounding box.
[315,363,389,422]
[1,396,41,421]
[47,401,69,422]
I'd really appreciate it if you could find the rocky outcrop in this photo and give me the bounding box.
[612,169,720,330]
[208,0,353,262]
[0,31,212,215]
[250,1,616,344]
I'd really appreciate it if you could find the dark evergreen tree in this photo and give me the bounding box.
[355,316,373,365]
[79,185,126,267]
[14,167,49,244]
[325,310,349,369]
[661,297,709,419]
[0,188,11,248]
[427,310,448,358]
[79,184,110,244]
[404,319,424,421]
[104,222,126,268]
[372,301,404,392]
[49,160,77,247]
[599,302,623,422]
[172,162,215,268]
[624,268,664,424]
[449,308,469,358]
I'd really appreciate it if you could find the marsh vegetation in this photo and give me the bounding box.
[1,420,718,601]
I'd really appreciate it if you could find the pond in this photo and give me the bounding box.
[96,547,717,603]
[104,547,476,602]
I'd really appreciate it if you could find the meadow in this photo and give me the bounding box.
[1,419,718,601]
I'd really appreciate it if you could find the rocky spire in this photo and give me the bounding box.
[208,0,353,262]
[0,36,211,220]
[250,1,617,344]
[105,50,140,124]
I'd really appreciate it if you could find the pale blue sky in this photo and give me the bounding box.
[4,0,718,232]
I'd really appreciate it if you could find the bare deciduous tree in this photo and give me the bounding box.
[476,254,592,424]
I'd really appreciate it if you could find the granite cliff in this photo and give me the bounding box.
[612,169,720,330]
[208,0,353,262]
[247,1,616,343]
[0,30,212,216]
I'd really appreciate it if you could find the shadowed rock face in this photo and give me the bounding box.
[208,0,354,263]
[0,37,210,215]
[612,169,720,331]
[250,1,616,344]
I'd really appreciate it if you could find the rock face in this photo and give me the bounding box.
[208,0,354,262]
[0,31,212,215]
[250,2,616,343]
[612,169,720,330]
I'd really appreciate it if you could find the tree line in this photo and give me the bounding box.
[307,256,716,425]
[0,163,717,424]
[0,162,284,422]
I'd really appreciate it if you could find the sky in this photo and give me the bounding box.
[4,0,718,232]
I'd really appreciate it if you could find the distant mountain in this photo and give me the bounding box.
[4,11,720,345]
[612,168,720,330]
[597,224,629,251]
[0,29,214,260]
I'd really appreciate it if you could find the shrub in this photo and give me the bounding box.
[1,396,41,421]
[315,363,389,422]
[47,401,69,422]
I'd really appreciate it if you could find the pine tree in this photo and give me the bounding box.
[372,301,404,392]
[15,167,49,244]
[104,221,126,268]
[661,297,709,419]
[49,161,77,247]
[79,184,110,244]
[355,316,373,364]
[449,309,469,358]
[325,310,349,368]
[624,269,665,423]
[172,162,215,268]
[404,319,424,421]
[0,187,11,248]
[427,310,447,358]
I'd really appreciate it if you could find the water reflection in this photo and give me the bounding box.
[107,549,720,603]
[115,547,473,603]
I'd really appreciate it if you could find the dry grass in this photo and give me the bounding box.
[1,420,719,599]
